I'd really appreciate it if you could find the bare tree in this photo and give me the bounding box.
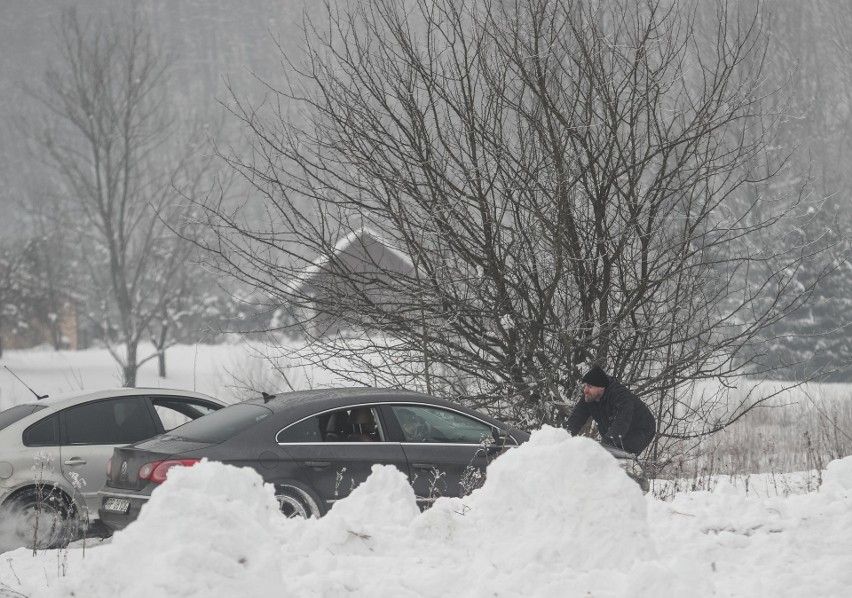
[196,0,841,458]
[31,7,211,386]
[0,242,31,359]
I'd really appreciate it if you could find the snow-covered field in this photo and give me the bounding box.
[0,341,338,409]
[1,344,851,598]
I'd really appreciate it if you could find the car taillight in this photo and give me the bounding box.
[138,462,154,481]
[137,459,200,484]
[106,458,112,479]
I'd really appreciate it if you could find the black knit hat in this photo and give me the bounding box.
[581,365,609,388]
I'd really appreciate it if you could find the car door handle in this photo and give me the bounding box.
[64,458,87,466]
[412,463,437,470]
[304,461,331,469]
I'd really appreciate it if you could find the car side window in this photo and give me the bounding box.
[23,414,59,447]
[277,407,384,443]
[277,416,323,443]
[152,398,220,431]
[392,405,494,444]
[64,398,157,445]
[0,404,47,432]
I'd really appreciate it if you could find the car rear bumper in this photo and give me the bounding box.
[97,489,150,531]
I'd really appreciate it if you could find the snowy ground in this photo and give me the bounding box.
[1,344,851,597]
[0,340,338,409]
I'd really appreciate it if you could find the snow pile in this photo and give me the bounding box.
[3,428,852,597]
[823,456,852,494]
[51,461,286,598]
[272,428,666,598]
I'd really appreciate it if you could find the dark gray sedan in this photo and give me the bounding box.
[98,388,529,529]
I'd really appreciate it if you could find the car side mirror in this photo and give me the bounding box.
[488,428,508,453]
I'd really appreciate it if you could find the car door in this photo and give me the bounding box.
[276,406,408,512]
[384,404,502,506]
[20,411,62,490]
[59,397,158,514]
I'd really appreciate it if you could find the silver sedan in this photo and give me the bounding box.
[0,388,225,551]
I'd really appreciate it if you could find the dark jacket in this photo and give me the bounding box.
[566,379,656,455]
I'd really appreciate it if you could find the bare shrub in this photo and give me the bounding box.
[651,382,852,496]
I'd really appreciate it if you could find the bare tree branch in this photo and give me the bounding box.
[192,0,844,460]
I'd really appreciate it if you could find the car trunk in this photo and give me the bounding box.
[106,437,217,491]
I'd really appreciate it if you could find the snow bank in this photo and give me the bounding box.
[4,431,852,598]
[823,456,852,494]
[271,429,662,598]
[50,461,285,598]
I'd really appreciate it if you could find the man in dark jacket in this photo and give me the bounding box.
[565,365,656,455]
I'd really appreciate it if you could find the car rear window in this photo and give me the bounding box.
[0,404,47,432]
[165,404,272,443]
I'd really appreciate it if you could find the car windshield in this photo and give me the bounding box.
[163,403,272,443]
[0,404,47,433]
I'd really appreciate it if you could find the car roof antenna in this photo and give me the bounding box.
[3,365,49,400]
[261,392,275,403]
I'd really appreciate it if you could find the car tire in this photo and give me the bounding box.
[2,487,78,550]
[274,484,322,519]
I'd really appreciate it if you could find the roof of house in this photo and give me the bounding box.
[286,227,415,296]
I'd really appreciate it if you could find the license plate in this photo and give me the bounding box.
[103,497,130,514]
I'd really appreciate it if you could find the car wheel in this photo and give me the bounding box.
[274,485,321,519]
[2,488,78,550]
